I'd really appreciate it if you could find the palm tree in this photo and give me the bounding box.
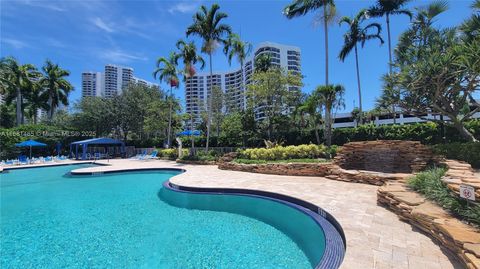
[339,9,384,120]
[316,84,345,147]
[297,91,323,144]
[186,3,232,152]
[175,39,205,153]
[0,57,38,126]
[223,33,252,110]
[153,52,180,148]
[25,78,46,124]
[284,0,336,85]
[39,60,73,120]
[367,0,412,74]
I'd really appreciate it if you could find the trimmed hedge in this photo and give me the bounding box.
[238,144,328,161]
[432,142,480,168]
[158,148,189,160]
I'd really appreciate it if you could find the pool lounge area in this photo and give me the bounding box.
[0,159,463,268]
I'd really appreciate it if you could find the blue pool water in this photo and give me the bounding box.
[1,165,325,268]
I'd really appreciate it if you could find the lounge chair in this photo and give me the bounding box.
[18,156,28,165]
[142,151,158,161]
[45,156,53,162]
[131,151,147,160]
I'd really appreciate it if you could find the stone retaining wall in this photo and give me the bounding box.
[335,140,437,173]
[378,182,480,269]
[218,162,410,185]
[441,159,480,200]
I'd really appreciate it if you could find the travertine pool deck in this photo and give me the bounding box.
[6,159,463,269]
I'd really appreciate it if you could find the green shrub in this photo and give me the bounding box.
[159,148,189,160]
[408,168,480,226]
[432,142,480,168]
[179,150,218,162]
[238,144,327,161]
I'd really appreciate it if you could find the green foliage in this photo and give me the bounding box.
[408,168,480,226]
[158,148,189,160]
[179,150,218,162]
[432,142,480,168]
[0,124,80,159]
[238,144,327,161]
[233,158,328,164]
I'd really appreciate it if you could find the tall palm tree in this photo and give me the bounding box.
[223,33,252,110]
[175,39,205,153]
[367,0,412,74]
[0,57,38,126]
[186,3,232,152]
[316,84,345,147]
[153,52,180,148]
[25,80,47,124]
[39,60,73,120]
[284,0,336,85]
[339,9,384,119]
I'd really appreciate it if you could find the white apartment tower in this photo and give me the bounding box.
[185,41,301,126]
[81,64,157,98]
[81,72,103,97]
[104,64,133,97]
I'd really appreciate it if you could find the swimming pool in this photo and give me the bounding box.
[1,164,344,268]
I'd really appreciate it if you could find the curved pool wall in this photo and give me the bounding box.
[15,165,345,268]
[161,180,346,269]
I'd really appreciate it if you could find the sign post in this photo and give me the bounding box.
[460,185,475,206]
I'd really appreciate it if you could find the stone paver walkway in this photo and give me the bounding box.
[11,159,463,269]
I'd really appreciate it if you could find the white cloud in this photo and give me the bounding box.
[21,0,66,12]
[168,2,198,14]
[91,17,115,33]
[100,49,147,63]
[2,38,29,49]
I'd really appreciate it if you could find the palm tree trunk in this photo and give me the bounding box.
[16,88,21,126]
[167,86,173,148]
[48,95,54,120]
[354,44,362,124]
[325,106,332,147]
[386,14,393,74]
[206,52,213,152]
[323,4,329,85]
[314,123,321,145]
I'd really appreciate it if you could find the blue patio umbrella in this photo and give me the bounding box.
[176,130,201,136]
[15,139,47,158]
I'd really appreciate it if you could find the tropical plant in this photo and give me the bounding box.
[376,72,400,124]
[338,9,383,120]
[284,0,336,85]
[24,80,47,124]
[153,52,180,148]
[460,0,480,42]
[186,3,232,152]
[0,57,39,125]
[175,39,205,152]
[296,90,323,144]
[39,60,73,120]
[367,0,412,73]
[316,84,345,146]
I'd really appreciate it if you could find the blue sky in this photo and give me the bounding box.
[0,0,474,113]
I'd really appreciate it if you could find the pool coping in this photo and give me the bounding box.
[68,166,346,269]
[0,161,103,172]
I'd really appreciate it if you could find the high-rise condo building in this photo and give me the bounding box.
[185,41,301,126]
[103,64,133,97]
[81,72,104,97]
[81,64,157,98]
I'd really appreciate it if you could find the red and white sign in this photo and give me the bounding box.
[460,184,475,201]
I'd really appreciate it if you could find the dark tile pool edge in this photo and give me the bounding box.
[69,167,186,175]
[66,166,346,268]
[166,180,346,269]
